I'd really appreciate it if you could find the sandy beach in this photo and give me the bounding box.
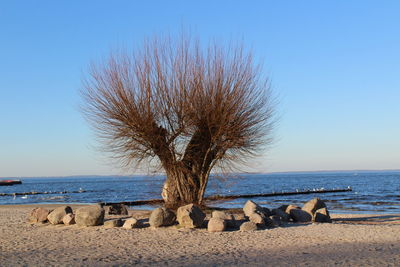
[1,204,399,267]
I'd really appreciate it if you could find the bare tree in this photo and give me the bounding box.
[81,36,275,208]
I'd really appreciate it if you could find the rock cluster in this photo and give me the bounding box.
[27,197,331,232]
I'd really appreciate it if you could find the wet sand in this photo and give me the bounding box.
[0,204,399,266]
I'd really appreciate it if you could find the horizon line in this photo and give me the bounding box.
[2,168,400,179]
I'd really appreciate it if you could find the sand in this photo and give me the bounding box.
[0,205,399,266]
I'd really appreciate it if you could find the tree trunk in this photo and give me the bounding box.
[161,165,209,208]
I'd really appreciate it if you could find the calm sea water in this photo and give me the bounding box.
[1,171,399,214]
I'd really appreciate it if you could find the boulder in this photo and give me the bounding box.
[28,207,50,223]
[271,208,290,222]
[249,212,265,225]
[302,198,327,215]
[285,205,301,214]
[149,207,176,227]
[75,205,105,226]
[105,204,129,215]
[47,206,73,225]
[277,205,289,212]
[62,213,75,225]
[243,200,265,217]
[313,208,332,223]
[104,219,123,228]
[177,204,205,228]
[211,210,236,228]
[207,218,226,232]
[290,208,312,222]
[270,215,283,226]
[240,221,258,231]
[123,218,140,229]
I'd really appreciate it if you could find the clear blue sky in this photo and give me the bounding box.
[1,1,399,177]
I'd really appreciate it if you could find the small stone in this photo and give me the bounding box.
[207,218,226,232]
[28,207,50,223]
[47,206,73,225]
[177,204,205,228]
[62,213,75,225]
[104,219,123,228]
[123,218,140,229]
[211,211,236,228]
[240,221,258,231]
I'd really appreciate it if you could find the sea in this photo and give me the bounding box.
[1,171,399,214]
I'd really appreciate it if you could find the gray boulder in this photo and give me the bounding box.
[290,208,312,222]
[240,221,258,231]
[207,218,226,232]
[149,207,176,227]
[75,205,105,226]
[313,207,332,223]
[285,204,301,214]
[271,208,290,222]
[123,218,140,229]
[105,204,129,215]
[249,212,265,225]
[28,207,50,223]
[243,200,264,217]
[62,213,75,225]
[302,198,327,215]
[270,215,283,226]
[211,210,236,228]
[177,204,205,228]
[104,219,123,228]
[47,206,73,225]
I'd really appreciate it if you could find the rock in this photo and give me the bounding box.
[290,208,312,222]
[243,200,264,217]
[47,206,73,225]
[285,205,301,214]
[249,212,265,225]
[177,204,205,228]
[105,204,129,215]
[262,207,272,217]
[277,205,289,212]
[123,218,140,229]
[75,205,105,226]
[302,198,327,215]
[149,207,176,227]
[207,218,226,232]
[270,215,283,226]
[62,213,75,225]
[240,221,258,231]
[104,219,123,228]
[28,207,50,223]
[211,210,236,228]
[313,208,332,223]
[271,208,290,222]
